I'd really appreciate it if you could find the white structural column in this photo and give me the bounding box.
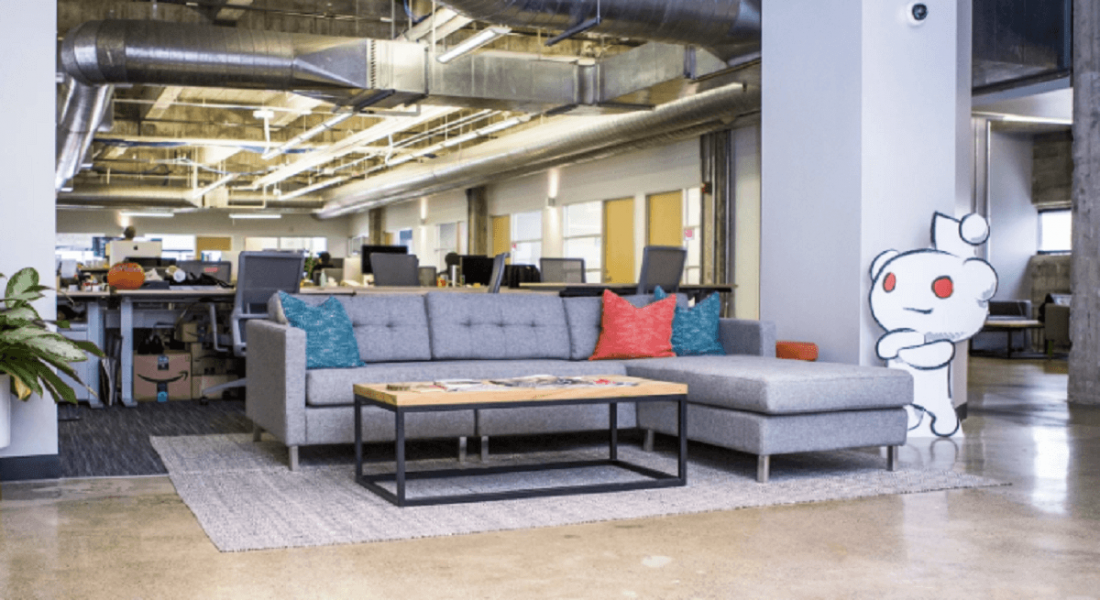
[0,3,60,472]
[760,0,967,367]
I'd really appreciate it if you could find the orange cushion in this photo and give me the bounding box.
[776,341,818,361]
[107,262,146,290]
[590,290,676,360]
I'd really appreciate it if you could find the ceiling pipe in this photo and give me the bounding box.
[56,78,114,191]
[439,0,761,59]
[318,83,760,218]
[57,185,322,209]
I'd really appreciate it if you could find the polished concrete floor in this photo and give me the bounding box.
[2,357,1098,599]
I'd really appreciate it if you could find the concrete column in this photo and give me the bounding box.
[0,2,60,479]
[467,186,489,255]
[368,207,385,243]
[761,0,966,366]
[1069,0,1100,405]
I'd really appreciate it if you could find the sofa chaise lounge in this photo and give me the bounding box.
[247,291,913,481]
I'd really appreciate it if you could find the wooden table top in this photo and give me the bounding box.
[984,318,1043,329]
[354,375,687,408]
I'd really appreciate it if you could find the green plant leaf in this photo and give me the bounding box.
[5,267,39,301]
[20,333,88,363]
[70,340,106,358]
[56,319,71,329]
[32,352,83,385]
[2,363,43,400]
[0,306,38,322]
[37,366,77,404]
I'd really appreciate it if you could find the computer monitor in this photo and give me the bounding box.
[361,245,408,275]
[177,260,232,283]
[108,240,162,263]
[459,255,495,286]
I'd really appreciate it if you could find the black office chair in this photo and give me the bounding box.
[372,253,420,287]
[488,252,509,294]
[540,258,586,283]
[202,251,304,398]
[636,246,687,295]
[418,266,438,287]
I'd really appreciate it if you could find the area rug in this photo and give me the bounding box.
[151,433,1003,553]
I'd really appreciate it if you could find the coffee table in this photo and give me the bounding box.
[353,375,688,507]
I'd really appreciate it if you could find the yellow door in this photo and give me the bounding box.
[384,232,394,245]
[602,197,635,283]
[647,191,683,246]
[196,236,232,254]
[491,215,511,262]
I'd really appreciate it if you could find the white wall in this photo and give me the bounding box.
[762,0,962,365]
[56,210,356,258]
[0,3,59,462]
[988,131,1038,301]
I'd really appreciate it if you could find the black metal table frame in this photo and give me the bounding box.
[354,392,688,507]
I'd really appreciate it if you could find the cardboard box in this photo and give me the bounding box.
[134,352,192,401]
[192,374,234,400]
[177,321,209,344]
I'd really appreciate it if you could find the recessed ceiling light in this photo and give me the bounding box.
[229,213,282,219]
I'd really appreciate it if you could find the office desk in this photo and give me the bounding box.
[58,291,110,408]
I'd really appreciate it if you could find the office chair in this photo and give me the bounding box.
[372,253,420,286]
[636,245,687,295]
[418,266,438,287]
[202,251,304,398]
[539,258,586,283]
[488,252,509,294]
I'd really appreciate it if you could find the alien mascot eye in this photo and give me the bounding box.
[932,276,953,299]
[883,272,896,293]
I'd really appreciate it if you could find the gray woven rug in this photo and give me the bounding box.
[151,434,1002,553]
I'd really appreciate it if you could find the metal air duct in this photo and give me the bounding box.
[61,20,370,90]
[319,83,760,218]
[57,185,322,210]
[56,78,113,191]
[440,0,761,59]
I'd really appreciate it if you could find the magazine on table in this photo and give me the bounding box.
[486,375,637,389]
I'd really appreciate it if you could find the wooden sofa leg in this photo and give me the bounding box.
[757,455,770,483]
[288,446,299,471]
[887,445,899,471]
[458,436,468,462]
[643,429,655,452]
[480,436,489,461]
[252,423,263,442]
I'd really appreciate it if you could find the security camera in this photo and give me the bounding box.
[908,2,929,25]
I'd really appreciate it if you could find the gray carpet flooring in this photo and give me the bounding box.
[58,400,251,478]
[151,433,1004,553]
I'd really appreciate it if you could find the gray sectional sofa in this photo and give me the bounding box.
[247,291,912,481]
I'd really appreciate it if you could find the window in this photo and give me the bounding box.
[1039,209,1072,253]
[245,236,327,255]
[511,210,542,265]
[147,234,196,261]
[55,233,104,264]
[562,201,603,282]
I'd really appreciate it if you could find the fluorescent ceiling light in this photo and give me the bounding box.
[229,213,282,219]
[120,211,175,218]
[437,27,511,64]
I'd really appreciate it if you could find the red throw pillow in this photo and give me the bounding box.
[590,290,676,360]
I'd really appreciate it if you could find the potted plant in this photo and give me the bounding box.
[0,267,103,448]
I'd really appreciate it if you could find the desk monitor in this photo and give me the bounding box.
[459,255,494,286]
[108,240,162,263]
[361,245,408,275]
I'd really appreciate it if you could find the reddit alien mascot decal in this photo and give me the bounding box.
[869,213,998,438]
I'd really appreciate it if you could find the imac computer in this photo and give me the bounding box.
[108,240,163,264]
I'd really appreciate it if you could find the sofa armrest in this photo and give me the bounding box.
[719,318,776,357]
[246,319,307,446]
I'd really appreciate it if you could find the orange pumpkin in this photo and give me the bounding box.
[107,262,146,290]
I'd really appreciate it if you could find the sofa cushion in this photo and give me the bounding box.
[425,293,570,360]
[306,359,628,407]
[623,355,913,415]
[590,290,676,360]
[655,286,724,357]
[563,293,688,360]
[279,292,364,370]
[271,293,432,363]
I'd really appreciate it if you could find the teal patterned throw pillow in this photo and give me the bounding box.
[278,292,365,369]
[654,286,725,357]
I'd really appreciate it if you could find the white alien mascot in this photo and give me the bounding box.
[869,212,998,437]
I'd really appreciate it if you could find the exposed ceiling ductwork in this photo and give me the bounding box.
[440,0,761,59]
[57,185,322,211]
[56,77,113,192]
[318,83,760,218]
